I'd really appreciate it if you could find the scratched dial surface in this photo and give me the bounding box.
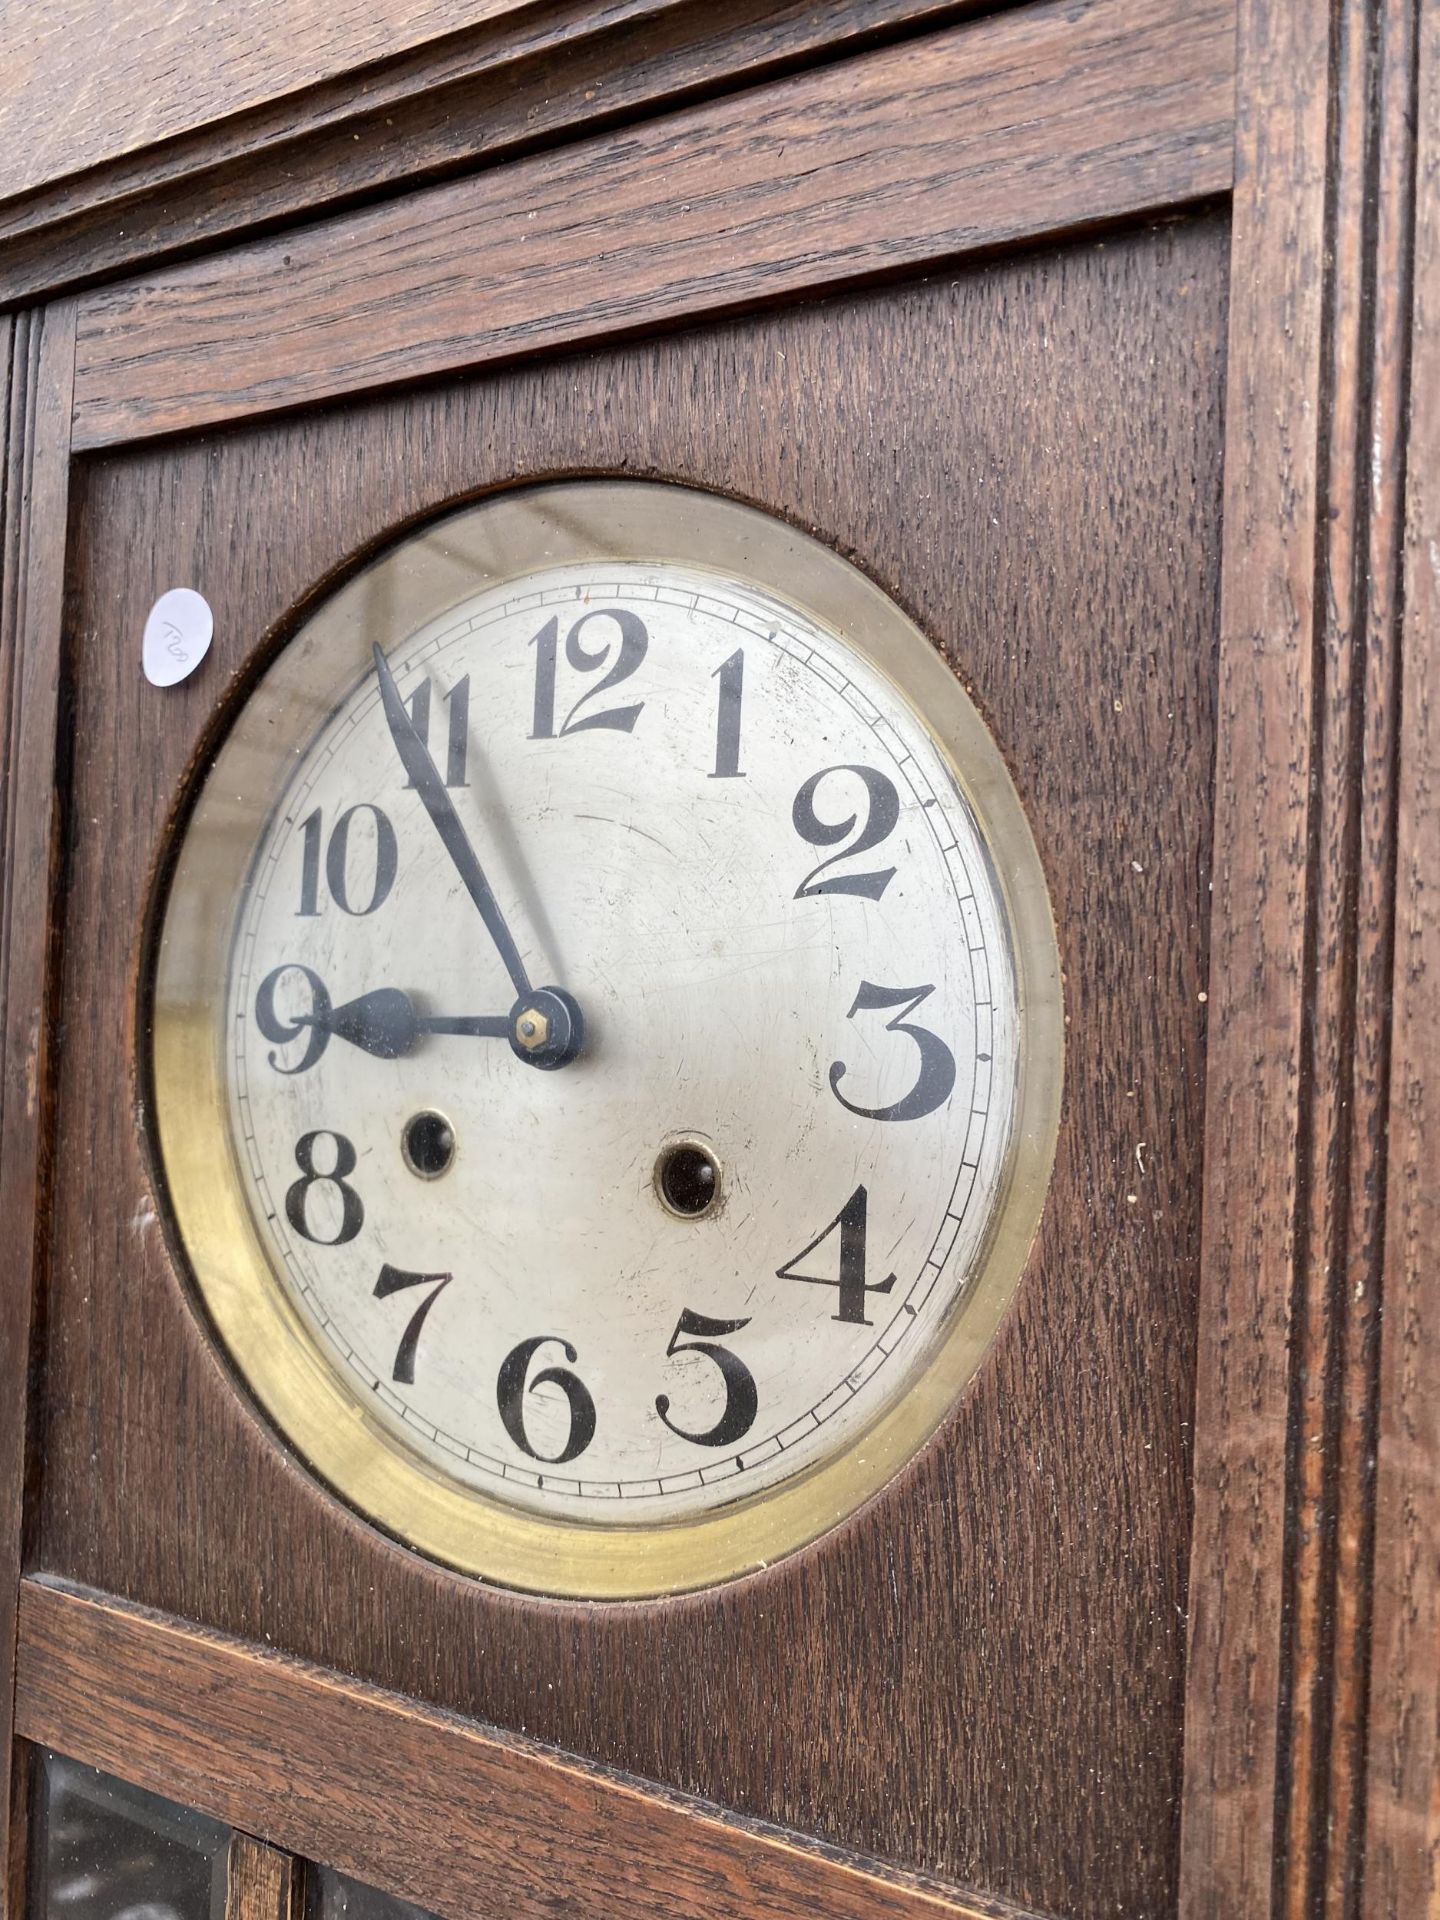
[224,558,1021,1526]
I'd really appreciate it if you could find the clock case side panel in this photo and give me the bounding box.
[35,221,1228,1920]
[0,302,75,1920]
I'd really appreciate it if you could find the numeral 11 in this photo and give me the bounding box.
[405,675,471,788]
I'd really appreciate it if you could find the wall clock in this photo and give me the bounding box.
[150,481,1061,1597]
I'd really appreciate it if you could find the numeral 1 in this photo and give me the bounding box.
[710,648,745,778]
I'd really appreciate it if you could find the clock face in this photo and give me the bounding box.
[152,484,1060,1594]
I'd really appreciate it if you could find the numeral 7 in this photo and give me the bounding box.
[374,1264,454,1384]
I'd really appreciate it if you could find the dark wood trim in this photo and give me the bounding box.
[1362,2,1439,1910]
[15,1579,1041,1920]
[1180,0,1422,1912]
[1179,0,1337,1907]
[69,0,1236,450]
[0,302,75,1920]
[1284,4,1419,1911]
[0,0,543,203]
[0,0,1007,310]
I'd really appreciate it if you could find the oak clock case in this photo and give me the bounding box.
[149,481,1061,1598]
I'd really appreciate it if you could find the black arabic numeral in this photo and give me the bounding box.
[374,1265,454,1384]
[530,608,648,739]
[255,963,332,1074]
[709,648,745,778]
[776,1185,896,1326]
[497,1335,597,1464]
[297,806,323,916]
[285,1130,364,1245]
[296,803,398,916]
[829,981,957,1123]
[405,674,471,788]
[792,765,901,901]
[655,1309,757,1447]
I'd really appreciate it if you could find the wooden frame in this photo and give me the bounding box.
[0,0,1433,1913]
[16,1579,1023,1920]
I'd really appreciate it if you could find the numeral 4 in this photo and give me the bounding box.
[777,1184,896,1326]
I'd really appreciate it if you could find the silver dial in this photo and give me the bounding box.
[229,560,1019,1523]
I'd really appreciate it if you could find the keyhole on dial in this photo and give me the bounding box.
[654,1139,722,1218]
[402,1110,456,1180]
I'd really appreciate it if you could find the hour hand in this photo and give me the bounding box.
[294,985,584,1071]
[304,988,509,1059]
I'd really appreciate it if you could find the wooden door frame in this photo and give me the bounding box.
[0,1,1433,1914]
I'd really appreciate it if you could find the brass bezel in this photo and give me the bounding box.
[150,481,1063,1599]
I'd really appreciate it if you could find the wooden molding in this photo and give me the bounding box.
[15,1578,1043,1920]
[0,0,1002,309]
[0,0,549,204]
[1179,0,1422,1912]
[69,0,1236,449]
[0,302,75,1920]
[1362,2,1440,1910]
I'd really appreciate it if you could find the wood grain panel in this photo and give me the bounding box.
[16,1579,1035,1920]
[0,0,1005,308]
[0,301,75,1920]
[39,219,1228,1920]
[70,0,1235,449]
[1363,2,1440,1909]
[0,0,543,203]
[1179,0,1426,1912]
[1176,0,1335,1909]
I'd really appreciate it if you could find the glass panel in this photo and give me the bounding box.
[314,1865,446,1920]
[32,1750,229,1920]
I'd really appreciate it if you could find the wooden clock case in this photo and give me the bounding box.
[0,2,1434,1917]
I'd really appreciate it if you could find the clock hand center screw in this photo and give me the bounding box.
[515,1007,551,1051]
[508,986,585,1070]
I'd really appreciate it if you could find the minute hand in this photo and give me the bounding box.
[372,643,532,1000]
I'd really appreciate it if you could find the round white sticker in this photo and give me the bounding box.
[143,588,213,687]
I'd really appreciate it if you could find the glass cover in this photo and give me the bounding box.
[32,1751,229,1920]
[315,1866,446,1920]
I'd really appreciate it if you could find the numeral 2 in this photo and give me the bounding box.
[792,765,900,900]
